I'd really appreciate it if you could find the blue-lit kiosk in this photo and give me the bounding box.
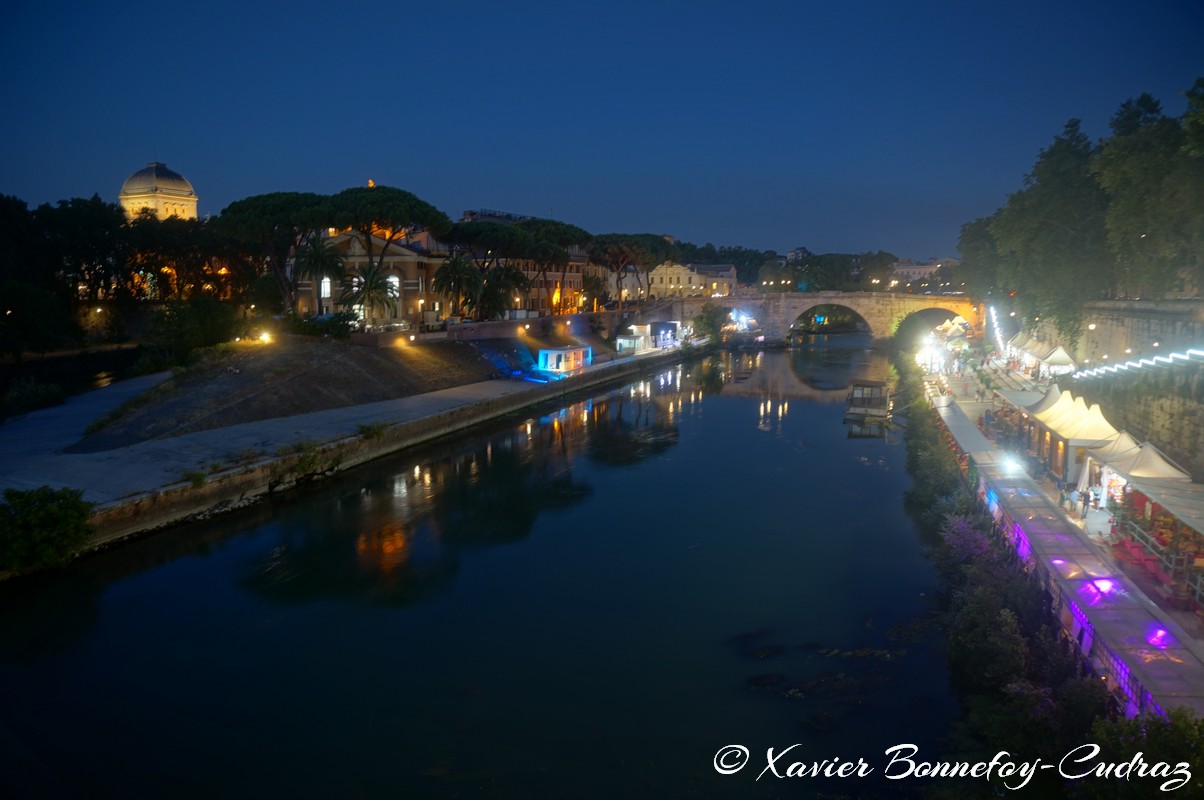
[537,345,592,376]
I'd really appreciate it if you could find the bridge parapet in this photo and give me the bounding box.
[664,292,982,342]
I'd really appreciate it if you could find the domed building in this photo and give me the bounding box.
[118,161,198,220]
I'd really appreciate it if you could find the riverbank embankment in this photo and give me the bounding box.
[0,346,699,560]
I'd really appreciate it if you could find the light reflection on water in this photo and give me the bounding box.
[0,343,954,799]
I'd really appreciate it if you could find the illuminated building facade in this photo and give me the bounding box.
[647,261,735,298]
[296,230,445,325]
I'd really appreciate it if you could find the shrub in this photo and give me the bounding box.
[0,486,95,571]
[142,297,244,364]
[286,311,358,339]
[2,377,66,417]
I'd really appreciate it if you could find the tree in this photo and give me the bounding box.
[1094,91,1204,298]
[432,255,483,318]
[717,245,779,284]
[446,220,539,270]
[514,217,591,313]
[947,587,1028,693]
[476,262,531,321]
[340,262,398,328]
[757,258,798,290]
[292,236,346,286]
[331,185,451,275]
[691,301,728,340]
[990,120,1115,342]
[675,241,718,264]
[34,195,129,303]
[1072,708,1204,798]
[798,253,855,291]
[581,273,608,310]
[214,192,331,313]
[1184,77,1204,157]
[957,214,1008,302]
[0,195,78,357]
[127,212,231,301]
[587,233,677,312]
[445,221,542,319]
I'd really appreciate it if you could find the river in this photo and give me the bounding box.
[0,340,956,799]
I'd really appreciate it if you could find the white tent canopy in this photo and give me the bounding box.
[1058,403,1119,443]
[1041,396,1092,437]
[1034,392,1078,426]
[1039,345,1076,368]
[1088,431,1141,463]
[1106,442,1191,482]
[1026,384,1062,415]
[1078,431,1154,494]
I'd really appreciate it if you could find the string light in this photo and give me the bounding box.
[1074,348,1204,380]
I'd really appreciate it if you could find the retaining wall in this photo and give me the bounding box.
[83,347,697,551]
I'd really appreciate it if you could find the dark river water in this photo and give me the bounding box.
[0,340,956,799]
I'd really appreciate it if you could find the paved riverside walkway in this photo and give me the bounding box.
[929,366,1204,674]
[0,347,686,509]
[0,374,534,506]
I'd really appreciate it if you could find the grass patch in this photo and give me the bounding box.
[277,440,317,457]
[358,422,389,440]
[84,376,177,436]
[1,378,66,418]
[231,448,265,466]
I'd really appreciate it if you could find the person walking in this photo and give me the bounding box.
[1080,490,1090,517]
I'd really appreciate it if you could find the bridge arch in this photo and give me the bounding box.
[666,292,983,343]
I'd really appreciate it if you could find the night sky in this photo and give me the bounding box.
[2,1,1200,260]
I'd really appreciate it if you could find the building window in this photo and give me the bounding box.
[320,277,332,298]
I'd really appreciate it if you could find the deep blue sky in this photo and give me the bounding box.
[1,1,1200,260]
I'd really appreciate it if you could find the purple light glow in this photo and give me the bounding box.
[1093,579,1115,594]
[1013,523,1032,562]
[1146,627,1172,649]
[1051,558,1065,565]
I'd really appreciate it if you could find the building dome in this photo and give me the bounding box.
[119,162,198,219]
[121,162,195,197]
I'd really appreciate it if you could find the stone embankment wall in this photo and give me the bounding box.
[1030,300,1204,363]
[85,347,695,551]
[1027,300,1204,480]
[1078,368,1204,480]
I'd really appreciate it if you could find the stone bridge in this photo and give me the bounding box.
[661,291,983,342]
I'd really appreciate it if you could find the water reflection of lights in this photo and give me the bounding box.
[356,524,410,574]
